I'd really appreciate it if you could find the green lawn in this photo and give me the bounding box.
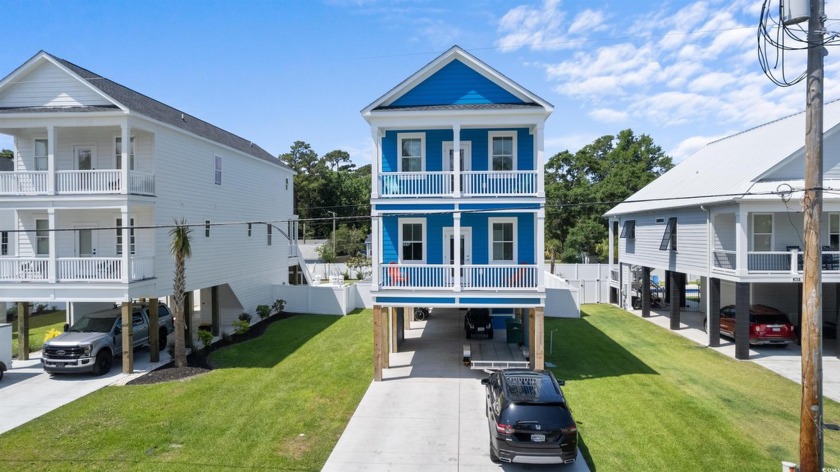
[0,311,373,471]
[547,304,840,471]
[11,310,66,357]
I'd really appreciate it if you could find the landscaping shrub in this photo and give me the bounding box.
[43,328,62,343]
[272,299,286,315]
[233,319,249,335]
[197,329,214,350]
[256,305,270,320]
[238,312,252,323]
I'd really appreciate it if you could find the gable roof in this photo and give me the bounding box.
[0,51,289,170]
[361,45,552,116]
[605,99,840,216]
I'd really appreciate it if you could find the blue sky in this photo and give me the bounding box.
[3,0,839,165]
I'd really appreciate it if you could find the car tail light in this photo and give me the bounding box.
[561,423,577,435]
[754,325,763,334]
[496,423,515,435]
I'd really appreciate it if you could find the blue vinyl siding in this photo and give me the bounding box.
[383,217,398,263]
[390,60,524,107]
[381,128,533,174]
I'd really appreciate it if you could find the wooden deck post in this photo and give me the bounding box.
[391,307,398,354]
[121,301,134,373]
[534,307,545,370]
[404,305,412,330]
[528,308,536,370]
[381,307,390,369]
[373,305,383,381]
[17,302,29,360]
[149,299,160,363]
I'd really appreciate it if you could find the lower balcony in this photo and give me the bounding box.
[379,264,538,290]
[378,170,538,197]
[0,170,155,196]
[0,256,155,282]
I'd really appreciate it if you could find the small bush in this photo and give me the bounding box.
[356,270,366,280]
[238,312,252,323]
[272,299,286,315]
[221,331,231,343]
[256,305,271,320]
[342,269,350,280]
[197,329,214,350]
[233,319,249,336]
[43,328,62,343]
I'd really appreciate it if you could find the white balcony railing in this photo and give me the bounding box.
[379,263,538,290]
[462,171,538,196]
[0,170,155,196]
[711,249,840,274]
[0,256,155,282]
[380,172,451,197]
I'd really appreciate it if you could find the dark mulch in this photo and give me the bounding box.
[126,312,296,386]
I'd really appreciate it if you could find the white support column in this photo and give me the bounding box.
[454,211,461,292]
[537,209,545,289]
[47,126,55,195]
[609,217,615,272]
[735,207,749,276]
[121,122,130,195]
[453,124,461,197]
[371,211,380,289]
[121,207,130,283]
[535,123,545,197]
[47,208,56,282]
[371,127,381,198]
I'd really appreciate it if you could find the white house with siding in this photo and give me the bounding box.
[0,51,298,347]
[605,99,840,359]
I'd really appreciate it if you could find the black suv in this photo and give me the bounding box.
[465,308,493,339]
[481,369,578,464]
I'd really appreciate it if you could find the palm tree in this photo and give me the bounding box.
[170,219,192,368]
[546,238,561,275]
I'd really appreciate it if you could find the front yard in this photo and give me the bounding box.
[548,304,840,471]
[11,310,66,357]
[0,311,372,471]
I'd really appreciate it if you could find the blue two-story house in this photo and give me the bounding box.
[361,46,552,380]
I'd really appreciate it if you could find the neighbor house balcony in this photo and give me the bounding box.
[378,263,539,290]
[712,248,840,275]
[378,170,538,198]
[0,256,155,282]
[0,170,155,196]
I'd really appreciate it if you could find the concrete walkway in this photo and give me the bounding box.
[324,309,589,472]
[0,349,171,435]
[629,307,840,403]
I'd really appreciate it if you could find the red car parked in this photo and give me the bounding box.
[705,304,796,346]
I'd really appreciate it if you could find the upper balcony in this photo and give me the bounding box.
[0,170,155,196]
[378,170,538,198]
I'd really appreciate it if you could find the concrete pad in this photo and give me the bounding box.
[324,309,591,472]
[0,349,171,435]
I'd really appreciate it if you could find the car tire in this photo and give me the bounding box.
[489,438,501,463]
[92,349,113,376]
[158,328,168,351]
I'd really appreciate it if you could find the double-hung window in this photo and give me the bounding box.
[35,219,49,255]
[752,214,773,251]
[489,132,516,171]
[215,156,223,185]
[115,136,135,170]
[1,231,7,256]
[490,217,517,263]
[830,214,840,250]
[398,133,424,172]
[267,224,272,246]
[34,139,48,171]
[399,218,425,263]
[116,218,136,255]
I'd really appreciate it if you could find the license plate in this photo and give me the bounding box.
[772,327,780,332]
[531,434,545,442]
[477,327,485,332]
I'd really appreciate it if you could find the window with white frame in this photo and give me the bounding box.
[115,136,135,170]
[399,218,425,263]
[267,224,272,246]
[752,214,773,251]
[831,214,840,250]
[1,231,7,256]
[489,217,517,263]
[35,219,49,255]
[398,133,424,172]
[34,138,48,171]
[489,131,516,171]
[215,156,222,185]
[116,217,136,255]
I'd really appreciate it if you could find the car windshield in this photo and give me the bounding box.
[69,316,116,333]
[750,314,790,325]
[501,404,573,428]
[504,373,563,403]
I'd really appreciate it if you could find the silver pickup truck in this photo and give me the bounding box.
[42,303,174,375]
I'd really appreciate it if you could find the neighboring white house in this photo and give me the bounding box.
[605,99,840,359]
[0,51,298,346]
[362,46,552,378]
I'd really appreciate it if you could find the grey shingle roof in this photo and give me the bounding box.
[0,105,119,113]
[38,53,288,170]
[374,103,544,112]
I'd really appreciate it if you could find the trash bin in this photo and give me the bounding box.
[505,318,522,345]
[0,323,11,381]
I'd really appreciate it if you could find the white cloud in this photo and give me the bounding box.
[0,136,13,152]
[544,134,597,156]
[589,107,628,123]
[568,9,606,35]
[496,0,567,51]
[669,134,727,162]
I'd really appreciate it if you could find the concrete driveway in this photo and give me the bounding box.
[0,349,171,435]
[323,309,589,472]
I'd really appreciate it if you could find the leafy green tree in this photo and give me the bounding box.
[333,224,366,256]
[0,149,13,160]
[316,242,336,263]
[323,149,355,172]
[169,219,192,368]
[545,129,672,262]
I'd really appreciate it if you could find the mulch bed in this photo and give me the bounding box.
[126,312,295,386]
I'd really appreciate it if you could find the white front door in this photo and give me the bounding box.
[74,145,96,170]
[443,228,472,287]
[442,142,471,172]
[75,226,96,257]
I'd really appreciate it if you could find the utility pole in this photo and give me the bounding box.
[801,0,825,469]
